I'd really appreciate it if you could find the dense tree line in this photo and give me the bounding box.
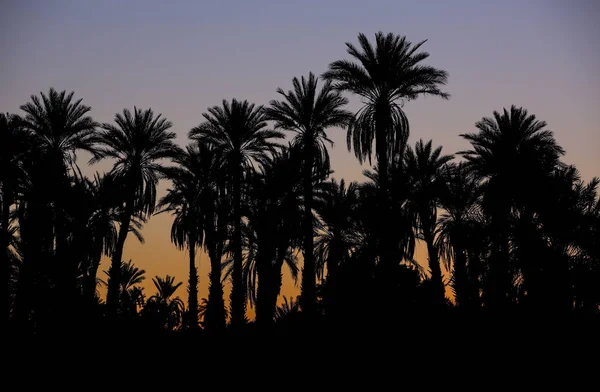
[3,32,599,336]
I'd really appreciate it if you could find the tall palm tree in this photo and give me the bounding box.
[405,139,453,306]
[1,113,30,320]
[157,143,212,330]
[459,105,564,309]
[92,107,181,315]
[322,32,450,287]
[241,146,303,325]
[189,99,283,327]
[19,88,99,318]
[264,72,353,317]
[194,145,228,331]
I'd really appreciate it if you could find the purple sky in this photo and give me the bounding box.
[1,0,598,306]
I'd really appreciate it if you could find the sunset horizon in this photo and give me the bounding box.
[3,0,599,333]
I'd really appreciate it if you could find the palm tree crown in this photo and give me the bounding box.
[264,72,353,174]
[322,31,450,165]
[93,107,182,216]
[20,88,98,169]
[190,99,283,176]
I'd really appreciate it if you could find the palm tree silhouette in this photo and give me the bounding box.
[101,259,146,317]
[19,88,99,320]
[459,105,564,309]
[274,295,301,322]
[144,274,185,331]
[314,178,361,316]
[241,146,303,325]
[322,32,450,296]
[92,107,182,315]
[1,113,31,320]
[189,99,283,327]
[264,72,353,318]
[157,143,211,330]
[20,89,98,251]
[436,162,483,308]
[193,144,228,332]
[405,139,453,306]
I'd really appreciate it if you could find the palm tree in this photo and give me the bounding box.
[79,172,129,307]
[118,259,146,316]
[92,107,181,315]
[189,99,283,327]
[20,88,98,250]
[322,32,450,287]
[459,105,564,309]
[313,178,361,316]
[157,143,210,330]
[195,145,228,331]
[145,274,185,331]
[1,113,30,320]
[19,88,99,318]
[405,139,453,306]
[264,72,352,317]
[101,259,146,317]
[524,165,600,312]
[241,146,303,325]
[274,295,300,322]
[436,162,483,308]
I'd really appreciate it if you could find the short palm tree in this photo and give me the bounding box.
[92,107,182,314]
[145,274,185,331]
[459,105,564,308]
[405,139,453,306]
[100,259,146,316]
[264,72,353,317]
[189,99,283,327]
[322,32,450,282]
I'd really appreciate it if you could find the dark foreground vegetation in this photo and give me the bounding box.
[3,32,599,344]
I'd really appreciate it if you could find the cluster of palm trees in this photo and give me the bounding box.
[2,32,599,334]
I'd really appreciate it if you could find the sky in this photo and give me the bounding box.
[1,0,598,316]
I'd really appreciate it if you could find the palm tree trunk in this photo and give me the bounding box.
[187,239,199,329]
[83,245,102,310]
[489,205,511,311]
[300,141,316,318]
[255,251,272,327]
[106,197,134,316]
[54,179,78,326]
[230,161,246,327]
[375,105,394,313]
[452,245,469,308]
[325,235,341,317]
[205,194,227,331]
[424,231,445,307]
[1,189,12,321]
[206,264,226,331]
[269,252,286,320]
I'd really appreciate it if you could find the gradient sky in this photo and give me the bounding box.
[1,0,598,316]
